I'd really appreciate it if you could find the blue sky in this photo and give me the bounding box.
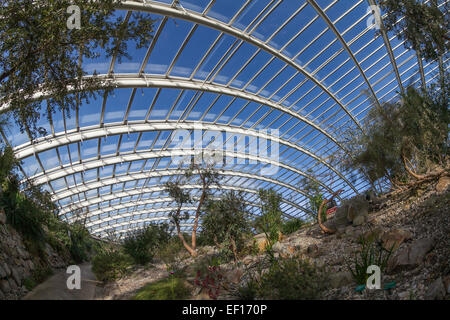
[3,0,444,236]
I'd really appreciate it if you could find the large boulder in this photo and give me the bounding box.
[435,176,450,192]
[424,277,446,300]
[388,238,436,273]
[381,228,413,251]
[0,209,6,225]
[0,279,11,294]
[324,194,370,230]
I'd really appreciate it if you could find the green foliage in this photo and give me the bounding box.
[165,163,221,257]
[23,264,54,291]
[281,218,305,235]
[237,256,329,300]
[299,172,327,222]
[346,237,394,285]
[157,236,185,272]
[91,247,133,282]
[202,191,250,260]
[256,189,283,251]
[122,223,171,265]
[67,222,94,263]
[336,85,448,190]
[379,0,449,64]
[0,146,53,242]
[133,277,190,300]
[0,0,156,138]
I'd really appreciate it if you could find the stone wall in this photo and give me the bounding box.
[0,210,70,300]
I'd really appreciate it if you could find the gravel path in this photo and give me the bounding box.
[22,263,100,300]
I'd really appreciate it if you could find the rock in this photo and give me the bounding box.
[0,264,7,278]
[306,244,321,258]
[0,288,4,300]
[0,209,6,225]
[398,291,409,299]
[381,228,413,251]
[272,242,283,253]
[388,238,436,273]
[443,276,450,294]
[7,277,17,291]
[10,267,21,286]
[424,277,446,300]
[329,271,353,289]
[0,279,10,294]
[2,263,11,277]
[200,246,216,255]
[225,267,244,285]
[352,215,366,226]
[435,176,450,192]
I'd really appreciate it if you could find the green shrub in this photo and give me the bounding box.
[23,264,54,291]
[157,237,185,274]
[346,237,394,285]
[202,191,251,260]
[123,223,170,265]
[281,218,304,235]
[68,222,94,263]
[1,177,47,242]
[256,189,283,251]
[237,256,329,300]
[133,276,190,300]
[91,248,133,282]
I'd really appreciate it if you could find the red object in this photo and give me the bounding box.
[326,207,337,215]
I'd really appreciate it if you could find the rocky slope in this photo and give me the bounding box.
[96,177,450,300]
[0,213,70,300]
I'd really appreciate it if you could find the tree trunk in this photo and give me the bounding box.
[230,238,238,262]
[191,178,206,253]
[318,190,343,235]
[402,148,426,180]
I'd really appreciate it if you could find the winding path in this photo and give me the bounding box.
[22,263,100,300]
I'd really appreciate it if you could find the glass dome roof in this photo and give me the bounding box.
[3,0,444,238]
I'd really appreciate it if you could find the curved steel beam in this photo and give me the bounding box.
[115,0,362,130]
[61,184,306,219]
[307,0,381,110]
[71,196,301,229]
[14,121,357,193]
[15,119,356,192]
[367,0,404,94]
[12,75,342,149]
[29,147,342,199]
[57,169,313,215]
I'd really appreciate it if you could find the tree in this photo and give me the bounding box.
[336,85,448,191]
[255,189,283,251]
[122,223,171,265]
[202,191,250,261]
[165,162,220,257]
[0,0,156,138]
[378,0,449,94]
[333,1,449,192]
[299,170,327,222]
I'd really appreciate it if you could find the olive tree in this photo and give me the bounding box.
[202,191,250,261]
[165,162,220,257]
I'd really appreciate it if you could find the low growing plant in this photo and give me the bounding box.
[91,247,133,282]
[346,237,394,285]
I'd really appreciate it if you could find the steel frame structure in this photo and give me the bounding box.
[5,0,446,238]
